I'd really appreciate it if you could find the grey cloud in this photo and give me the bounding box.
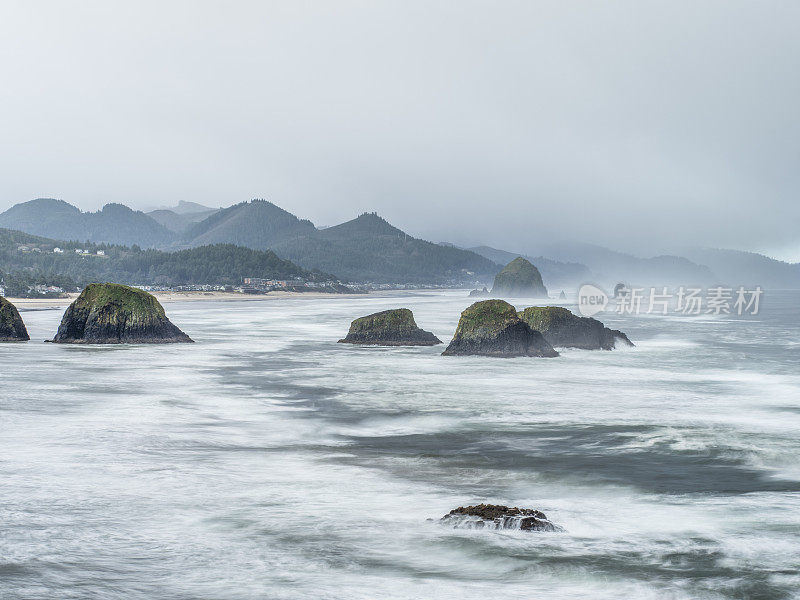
[0,1,798,259]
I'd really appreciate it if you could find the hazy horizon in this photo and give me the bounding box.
[2,2,799,261]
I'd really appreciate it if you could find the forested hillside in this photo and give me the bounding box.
[182,199,315,248]
[270,213,499,283]
[0,228,319,290]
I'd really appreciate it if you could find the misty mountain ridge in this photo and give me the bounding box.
[681,247,800,289]
[267,212,499,283]
[0,198,175,248]
[2,197,798,288]
[159,200,218,215]
[482,241,800,289]
[147,201,220,234]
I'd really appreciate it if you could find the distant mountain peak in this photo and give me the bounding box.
[15,198,81,213]
[327,212,404,237]
[181,198,316,249]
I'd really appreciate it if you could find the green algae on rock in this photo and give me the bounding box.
[442,299,558,357]
[519,305,633,350]
[52,283,193,344]
[491,257,548,297]
[0,297,30,341]
[338,308,441,346]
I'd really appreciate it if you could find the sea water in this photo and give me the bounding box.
[2,291,799,599]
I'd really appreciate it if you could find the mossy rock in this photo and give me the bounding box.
[52,283,193,344]
[491,257,548,297]
[0,297,30,342]
[442,299,558,357]
[518,306,633,350]
[338,308,441,346]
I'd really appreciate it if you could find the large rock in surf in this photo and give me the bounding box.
[519,306,633,350]
[0,297,30,341]
[491,257,548,297]
[442,300,558,357]
[442,504,562,532]
[338,308,441,346]
[52,283,193,344]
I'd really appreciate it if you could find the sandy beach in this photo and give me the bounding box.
[8,290,372,310]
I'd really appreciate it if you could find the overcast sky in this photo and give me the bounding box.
[1,1,798,260]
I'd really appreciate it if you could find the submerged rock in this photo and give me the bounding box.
[442,299,558,357]
[519,306,633,350]
[491,257,548,297]
[52,283,193,344]
[338,308,441,346]
[0,297,30,341]
[442,504,562,532]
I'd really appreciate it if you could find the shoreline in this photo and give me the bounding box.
[6,291,367,310]
[7,290,378,310]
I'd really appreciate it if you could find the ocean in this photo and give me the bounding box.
[2,290,799,599]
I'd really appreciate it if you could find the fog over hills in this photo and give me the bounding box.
[2,197,798,288]
[3,3,797,262]
[0,198,499,284]
[148,201,220,234]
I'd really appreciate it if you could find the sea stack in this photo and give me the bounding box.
[52,283,193,344]
[338,308,441,346]
[442,299,558,357]
[442,504,562,532]
[519,306,633,350]
[468,287,490,297]
[0,297,30,341]
[491,257,548,297]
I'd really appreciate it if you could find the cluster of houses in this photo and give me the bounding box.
[0,283,66,297]
[17,245,105,256]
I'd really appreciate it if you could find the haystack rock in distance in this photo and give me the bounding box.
[338,308,441,346]
[441,504,562,532]
[519,306,634,350]
[0,297,30,341]
[441,299,558,357]
[491,257,548,297]
[52,283,193,344]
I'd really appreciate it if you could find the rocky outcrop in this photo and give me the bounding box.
[491,257,548,297]
[558,290,567,300]
[0,297,30,341]
[51,283,193,344]
[442,504,562,532]
[468,287,490,297]
[442,300,558,357]
[338,308,441,346]
[519,306,633,350]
